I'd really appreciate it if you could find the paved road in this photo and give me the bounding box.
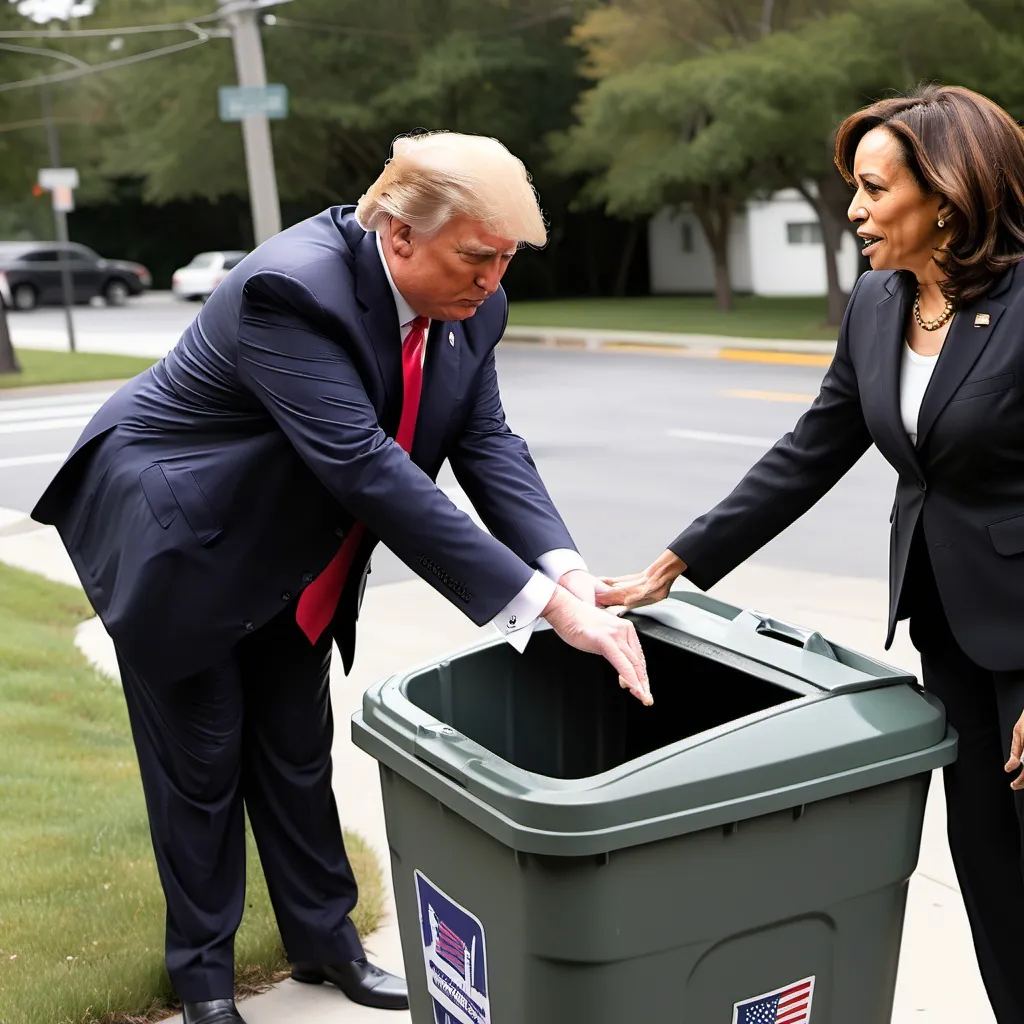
[2,299,896,588]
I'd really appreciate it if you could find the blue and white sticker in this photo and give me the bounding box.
[415,870,490,1024]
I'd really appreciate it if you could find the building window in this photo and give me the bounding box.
[680,221,695,253]
[786,222,822,245]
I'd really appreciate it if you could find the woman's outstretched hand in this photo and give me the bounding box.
[596,550,688,611]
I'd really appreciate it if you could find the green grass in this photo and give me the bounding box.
[0,349,156,390]
[507,295,839,340]
[0,563,385,1024]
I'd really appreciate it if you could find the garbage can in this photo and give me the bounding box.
[352,591,957,1024]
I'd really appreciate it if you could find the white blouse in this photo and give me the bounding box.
[900,341,940,445]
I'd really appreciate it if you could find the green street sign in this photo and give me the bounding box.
[218,84,289,121]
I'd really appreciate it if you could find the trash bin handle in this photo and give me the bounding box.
[735,609,838,661]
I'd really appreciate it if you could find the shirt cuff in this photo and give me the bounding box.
[492,570,557,654]
[535,548,587,582]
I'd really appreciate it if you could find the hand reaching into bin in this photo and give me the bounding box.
[596,550,689,611]
[1005,707,1024,790]
[541,586,653,706]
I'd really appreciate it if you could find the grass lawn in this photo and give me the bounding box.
[0,563,384,1024]
[0,349,156,390]
[507,295,839,340]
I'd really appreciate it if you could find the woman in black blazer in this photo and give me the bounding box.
[601,84,1024,1022]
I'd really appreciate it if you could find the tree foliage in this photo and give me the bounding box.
[557,0,1024,315]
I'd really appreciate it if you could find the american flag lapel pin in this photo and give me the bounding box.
[448,331,456,347]
[975,312,991,327]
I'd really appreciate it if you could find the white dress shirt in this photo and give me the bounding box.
[374,233,586,650]
[900,341,940,446]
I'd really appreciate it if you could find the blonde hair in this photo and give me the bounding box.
[356,131,547,246]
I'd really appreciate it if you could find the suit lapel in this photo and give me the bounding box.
[354,231,403,432]
[876,272,923,477]
[915,288,1007,449]
[412,319,461,466]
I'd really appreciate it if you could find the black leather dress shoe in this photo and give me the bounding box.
[291,958,409,1010]
[181,1000,245,1024]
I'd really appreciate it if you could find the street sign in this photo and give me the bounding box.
[51,185,75,213]
[218,84,289,122]
[38,167,79,190]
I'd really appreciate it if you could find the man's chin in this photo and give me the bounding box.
[441,305,482,321]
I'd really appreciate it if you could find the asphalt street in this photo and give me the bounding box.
[2,297,895,588]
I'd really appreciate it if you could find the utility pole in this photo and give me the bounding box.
[40,84,77,353]
[218,0,282,245]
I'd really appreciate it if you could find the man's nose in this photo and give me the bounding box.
[475,264,503,294]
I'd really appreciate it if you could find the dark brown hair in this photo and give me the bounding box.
[835,85,1024,305]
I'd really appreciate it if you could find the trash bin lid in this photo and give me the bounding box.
[352,591,957,856]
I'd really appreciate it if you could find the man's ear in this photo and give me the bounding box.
[390,220,415,259]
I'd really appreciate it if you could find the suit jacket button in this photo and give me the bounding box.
[918,479,927,492]
[302,572,314,584]
[243,620,254,632]
[281,591,292,602]
[335,525,346,537]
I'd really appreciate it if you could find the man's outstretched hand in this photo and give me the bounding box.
[596,550,688,611]
[542,586,652,706]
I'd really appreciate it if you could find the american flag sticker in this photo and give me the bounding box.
[414,870,490,1024]
[732,975,815,1023]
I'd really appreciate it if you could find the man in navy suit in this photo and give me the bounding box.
[32,132,650,1024]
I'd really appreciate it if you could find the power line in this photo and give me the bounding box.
[0,40,89,67]
[0,24,216,93]
[0,14,223,39]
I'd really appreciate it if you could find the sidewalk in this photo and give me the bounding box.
[8,316,837,366]
[0,510,993,1023]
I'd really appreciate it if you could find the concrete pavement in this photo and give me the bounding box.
[0,506,995,1023]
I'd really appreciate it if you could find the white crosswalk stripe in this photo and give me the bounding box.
[0,391,108,462]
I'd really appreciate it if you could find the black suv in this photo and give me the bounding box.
[0,241,152,311]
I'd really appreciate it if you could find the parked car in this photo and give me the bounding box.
[172,250,248,301]
[0,241,151,311]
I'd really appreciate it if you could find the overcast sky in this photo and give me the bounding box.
[15,0,97,22]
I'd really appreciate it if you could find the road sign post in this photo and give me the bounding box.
[217,0,284,246]
[38,157,79,359]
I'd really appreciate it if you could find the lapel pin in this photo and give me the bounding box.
[448,331,455,347]
[975,313,991,327]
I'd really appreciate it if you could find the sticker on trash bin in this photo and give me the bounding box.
[415,870,490,1024]
[732,975,814,1023]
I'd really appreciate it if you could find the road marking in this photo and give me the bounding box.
[0,391,112,410]
[721,388,816,403]
[667,428,776,448]
[0,452,67,470]
[719,348,832,367]
[0,416,92,435]
[0,402,102,424]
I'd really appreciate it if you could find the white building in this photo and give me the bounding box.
[648,188,861,297]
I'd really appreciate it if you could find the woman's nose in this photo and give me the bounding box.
[848,195,866,223]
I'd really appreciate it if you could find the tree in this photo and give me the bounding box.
[552,55,766,309]
[559,0,1024,320]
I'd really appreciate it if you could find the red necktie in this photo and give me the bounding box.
[296,316,429,644]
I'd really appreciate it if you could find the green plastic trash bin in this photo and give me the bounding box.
[351,591,957,1024]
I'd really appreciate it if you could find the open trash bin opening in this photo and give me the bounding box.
[404,621,802,780]
[353,593,958,1023]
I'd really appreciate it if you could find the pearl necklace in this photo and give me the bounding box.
[913,291,954,331]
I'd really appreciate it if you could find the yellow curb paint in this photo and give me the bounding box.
[719,348,833,367]
[721,389,817,403]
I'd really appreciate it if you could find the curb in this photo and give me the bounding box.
[502,325,837,366]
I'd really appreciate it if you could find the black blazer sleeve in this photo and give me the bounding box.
[671,273,873,591]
